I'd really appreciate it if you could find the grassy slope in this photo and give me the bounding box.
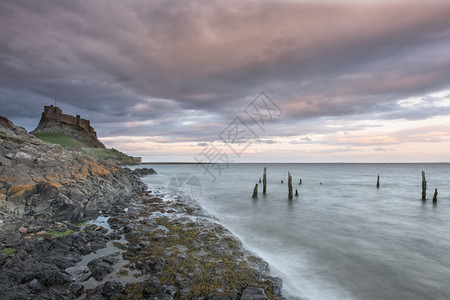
[81,148,132,161]
[33,132,85,148]
[34,132,134,163]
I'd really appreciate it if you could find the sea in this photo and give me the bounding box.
[135,163,450,300]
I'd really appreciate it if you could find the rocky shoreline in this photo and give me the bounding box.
[0,117,287,299]
[1,182,285,299]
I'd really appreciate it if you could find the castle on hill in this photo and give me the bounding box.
[40,105,98,137]
[33,105,106,148]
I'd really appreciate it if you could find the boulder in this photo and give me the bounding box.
[240,286,268,300]
[132,167,157,177]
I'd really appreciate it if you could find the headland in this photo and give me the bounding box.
[0,113,286,299]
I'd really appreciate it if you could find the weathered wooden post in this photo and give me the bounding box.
[376,175,380,188]
[421,171,427,200]
[295,189,299,197]
[259,178,261,183]
[252,184,258,198]
[298,179,302,185]
[288,172,293,200]
[432,188,438,203]
[263,167,267,195]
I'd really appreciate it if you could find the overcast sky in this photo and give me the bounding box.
[1,0,450,162]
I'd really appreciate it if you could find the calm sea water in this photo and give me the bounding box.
[137,163,450,300]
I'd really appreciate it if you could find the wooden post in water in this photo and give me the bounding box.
[288,172,293,200]
[295,189,299,197]
[421,171,427,201]
[263,167,267,195]
[252,184,258,198]
[259,178,261,183]
[432,188,438,204]
[376,175,380,188]
[298,179,302,185]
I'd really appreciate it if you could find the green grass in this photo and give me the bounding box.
[43,223,99,238]
[33,132,134,162]
[34,132,85,148]
[46,228,75,237]
[1,247,17,255]
[81,148,130,160]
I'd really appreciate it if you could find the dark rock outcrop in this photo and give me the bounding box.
[0,116,28,138]
[0,221,115,300]
[87,255,118,281]
[132,167,157,177]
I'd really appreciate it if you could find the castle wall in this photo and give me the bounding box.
[42,105,97,137]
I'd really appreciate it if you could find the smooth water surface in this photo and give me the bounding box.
[139,163,450,300]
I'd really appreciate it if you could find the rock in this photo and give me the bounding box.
[27,278,43,294]
[153,234,164,242]
[36,264,72,286]
[90,262,114,281]
[87,256,117,281]
[70,283,84,297]
[48,255,77,269]
[148,276,161,290]
[0,116,28,138]
[266,276,283,296]
[101,281,123,299]
[132,167,157,177]
[229,289,239,300]
[17,250,27,261]
[107,216,130,229]
[123,224,133,233]
[2,232,21,247]
[158,284,177,297]
[153,293,174,300]
[240,286,268,300]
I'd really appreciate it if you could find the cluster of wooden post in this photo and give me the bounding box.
[378,171,438,203]
[252,167,268,199]
[421,171,438,203]
[253,168,439,203]
[252,167,300,199]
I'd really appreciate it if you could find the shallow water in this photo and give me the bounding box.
[139,163,450,300]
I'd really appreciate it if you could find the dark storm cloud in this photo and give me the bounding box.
[1,0,450,141]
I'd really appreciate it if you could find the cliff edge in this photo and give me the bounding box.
[0,116,144,224]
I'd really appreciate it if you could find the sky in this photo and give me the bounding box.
[1,0,450,162]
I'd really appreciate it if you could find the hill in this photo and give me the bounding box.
[31,105,105,148]
[30,106,141,164]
